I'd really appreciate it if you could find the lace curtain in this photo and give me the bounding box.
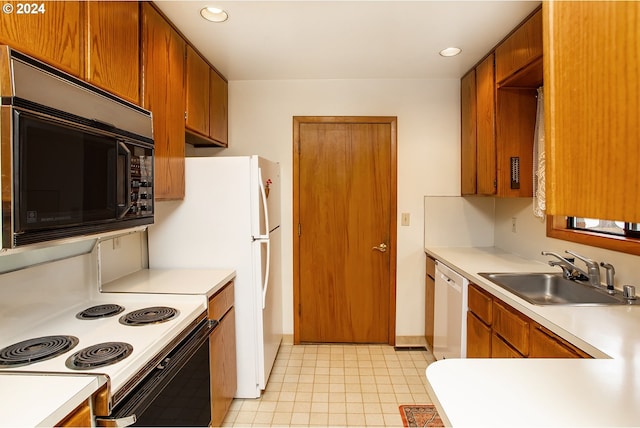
[533,87,545,219]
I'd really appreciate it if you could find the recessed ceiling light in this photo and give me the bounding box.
[439,47,462,57]
[200,6,228,23]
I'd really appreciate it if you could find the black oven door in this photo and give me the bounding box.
[103,319,216,427]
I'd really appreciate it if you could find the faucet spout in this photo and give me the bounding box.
[541,251,588,281]
[565,250,601,288]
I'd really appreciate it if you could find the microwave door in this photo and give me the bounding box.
[116,141,132,218]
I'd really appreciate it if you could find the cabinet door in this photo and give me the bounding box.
[544,2,640,222]
[56,399,92,427]
[530,324,591,359]
[475,54,496,195]
[466,312,491,358]
[495,8,542,85]
[425,258,436,349]
[491,332,524,358]
[209,69,228,146]
[492,299,529,356]
[460,69,477,195]
[141,3,186,200]
[210,308,237,427]
[185,45,210,136]
[0,1,82,76]
[86,1,139,104]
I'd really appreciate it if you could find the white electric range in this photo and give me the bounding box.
[0,291,207,403]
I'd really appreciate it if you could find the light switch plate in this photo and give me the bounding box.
[401,213,410,226]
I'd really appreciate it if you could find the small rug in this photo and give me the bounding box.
[399,404,444,427]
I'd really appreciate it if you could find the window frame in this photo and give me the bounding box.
[547,215,640,256]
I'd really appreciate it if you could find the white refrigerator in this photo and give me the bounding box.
[148,156,283,398]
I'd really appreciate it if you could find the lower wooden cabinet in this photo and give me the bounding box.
[56,399,92,427]
[466,283,591,359]
[208,281,237,427]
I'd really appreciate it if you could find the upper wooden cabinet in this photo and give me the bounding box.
[141,3,186,200]
[186,46,211,136]
[185,46,229,147]
[460,7,541,198]
[0,1,83,76]
[495,8,542,87]
[86,1,140,104]
[544,2,640,223]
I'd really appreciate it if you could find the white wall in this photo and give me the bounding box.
[494,198,640,289]
[194,78,461,337]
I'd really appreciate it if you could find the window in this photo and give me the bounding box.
[547,216,640,256]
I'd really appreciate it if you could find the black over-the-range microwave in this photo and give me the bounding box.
[0,47,154,248]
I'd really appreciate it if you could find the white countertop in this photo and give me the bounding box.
[101,268,236,298]
[424,246,640,427]
[0,373,107,427]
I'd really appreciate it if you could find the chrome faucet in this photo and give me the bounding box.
[600,262,616,294]
[541,250,602,287]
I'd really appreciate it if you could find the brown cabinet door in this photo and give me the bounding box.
[475,53,496,195]
[0,1,83,76]
[492,299,529,356]
[86,1,139,104]
[209,69,228,146]
[544,2,640,222]
[467,312,491,358]
[530,324,591,359]
[210,308,237,427]
[491,332,524,358]
[468,283,493,325]
[495,9,542,84]
[185,45,210,136]
[460,69,477,195]
[425,258,436,349]
[141,3,186,200]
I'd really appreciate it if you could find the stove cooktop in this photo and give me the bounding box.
[0,292,206,395]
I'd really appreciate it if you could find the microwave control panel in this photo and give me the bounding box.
[129,154,153,217]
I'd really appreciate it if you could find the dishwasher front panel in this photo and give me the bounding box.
[433,261,469,360]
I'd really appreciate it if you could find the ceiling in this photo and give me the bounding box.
[154,1,541,81]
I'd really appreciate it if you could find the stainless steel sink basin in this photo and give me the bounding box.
[478,272,627,305]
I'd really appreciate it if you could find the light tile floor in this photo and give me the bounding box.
[222,343,437,427]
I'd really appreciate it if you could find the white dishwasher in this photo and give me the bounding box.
[433,261,468,360]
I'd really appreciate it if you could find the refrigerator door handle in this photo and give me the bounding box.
[262,239,271,309]
[256,167,270,240]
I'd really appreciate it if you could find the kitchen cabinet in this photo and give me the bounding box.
[460,7,541,197]
[185,46,229,147]
[544,2,640,223]
[466,283,591,359]
[0,1,83,77]
[55,382,109,427]
[424,256,436,349]
[85,1,139,104]
[141,3,186,200]
[208,281,237,427]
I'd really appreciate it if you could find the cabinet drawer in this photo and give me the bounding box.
[492,299,529,356]
[468,283,493,325]
[467,312,491,358]
[208,281,234,321]
[529,324,591,359]
[491,332,524,358]
[426,257,436,278]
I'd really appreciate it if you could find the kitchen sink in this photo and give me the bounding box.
[478,272,627,305]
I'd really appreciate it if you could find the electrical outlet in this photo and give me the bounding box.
[511,217,517,233]
[401,213,410,226]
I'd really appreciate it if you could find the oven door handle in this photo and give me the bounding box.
[95,415,137,427]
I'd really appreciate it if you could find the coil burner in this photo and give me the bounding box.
[66,342,133,369]
[119,306,179,326]
[0,335,79,368]
[76,304,125,320]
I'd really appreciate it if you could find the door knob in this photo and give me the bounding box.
[372,243,387,252]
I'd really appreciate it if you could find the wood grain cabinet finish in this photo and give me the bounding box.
[495,8,542,86]
[85,1,139,104]
[424,257,436,349]
[56,400,92,427]
[544,2,640,222]
[208,281,237,427]
[466,282,590,359]
[141,3,186,200]
[460,69,477,195]
[0,1,83,77]
[474,54,497,195]
[185,45,210,136]
[209,68,229,147]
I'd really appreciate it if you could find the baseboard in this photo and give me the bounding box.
[395,335,428,349]
[282,334,294,345]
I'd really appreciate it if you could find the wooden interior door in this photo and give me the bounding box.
[293,116,397,344]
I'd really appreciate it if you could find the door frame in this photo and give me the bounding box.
[292,116,398,345]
